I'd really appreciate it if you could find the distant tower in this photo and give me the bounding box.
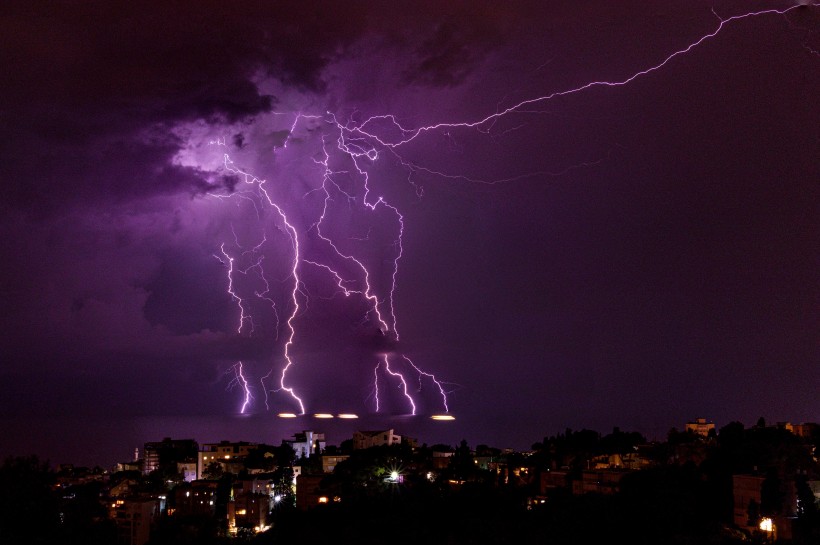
[134,447,139,461]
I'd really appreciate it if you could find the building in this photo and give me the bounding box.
[685,418,715,438]
[732,473,799,541]
[177,461,197,483]
[588,451,653,471]
[234,476,274,496]
[572,469,632,495]
[173,481,218,516]
[732,474,765,530]
[785,422,818,439]
[111,497,159,545]
[539,470,571,495]
[109,478,140,498]
[352,429,402,450]
[142,438,198,475]
[432,450,454,469]
[115,460,142,473]
[295,474,340,510]
[197,441,259,479]
[228,487,270,532]
[321,454,350,473]
[285,431,325,459]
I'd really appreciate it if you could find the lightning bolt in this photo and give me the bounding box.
[200,3,814,417]
[380,354,416,415]
[373,360,381,413]
[311,138,391,333]
[347,5,814,150]
[226,361,253,414]
[402,355,449,414]
[220,155,306,415]
[216,244,252,335]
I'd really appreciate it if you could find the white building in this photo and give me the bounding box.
[286,431,326,459]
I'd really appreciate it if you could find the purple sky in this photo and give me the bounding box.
[1,1,818,465]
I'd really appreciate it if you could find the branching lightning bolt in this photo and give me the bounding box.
[402,355,449,413]
[380,354,416,415]
[217,244,251,335]
[203,3,816,416]
[226,361,253,414]
[220,156,306,415]
[347,6,814,150]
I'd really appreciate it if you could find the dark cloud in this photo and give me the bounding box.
[0,1,364,214]
[0,1,529,215]
[402,6,515,87]
[1,133,207,213]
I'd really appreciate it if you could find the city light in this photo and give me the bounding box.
[277,412,298,418]
[431,415,455,421]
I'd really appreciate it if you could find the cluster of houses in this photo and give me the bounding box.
[54,429,412,543]
[50,419,820,545]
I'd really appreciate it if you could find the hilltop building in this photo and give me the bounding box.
[685,418,715,437]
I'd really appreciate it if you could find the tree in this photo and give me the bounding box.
[795,474,818,519]
[0,456,61,544]
[718,421,745,449]
[667,427,701,446]
[760,468,784,517]
[448,440,476,481]
[203,461,224,480]
[794,474,820,545]
[599,427,646,454]
[747,498,761,527]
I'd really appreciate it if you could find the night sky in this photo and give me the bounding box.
[1,1,818,466]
